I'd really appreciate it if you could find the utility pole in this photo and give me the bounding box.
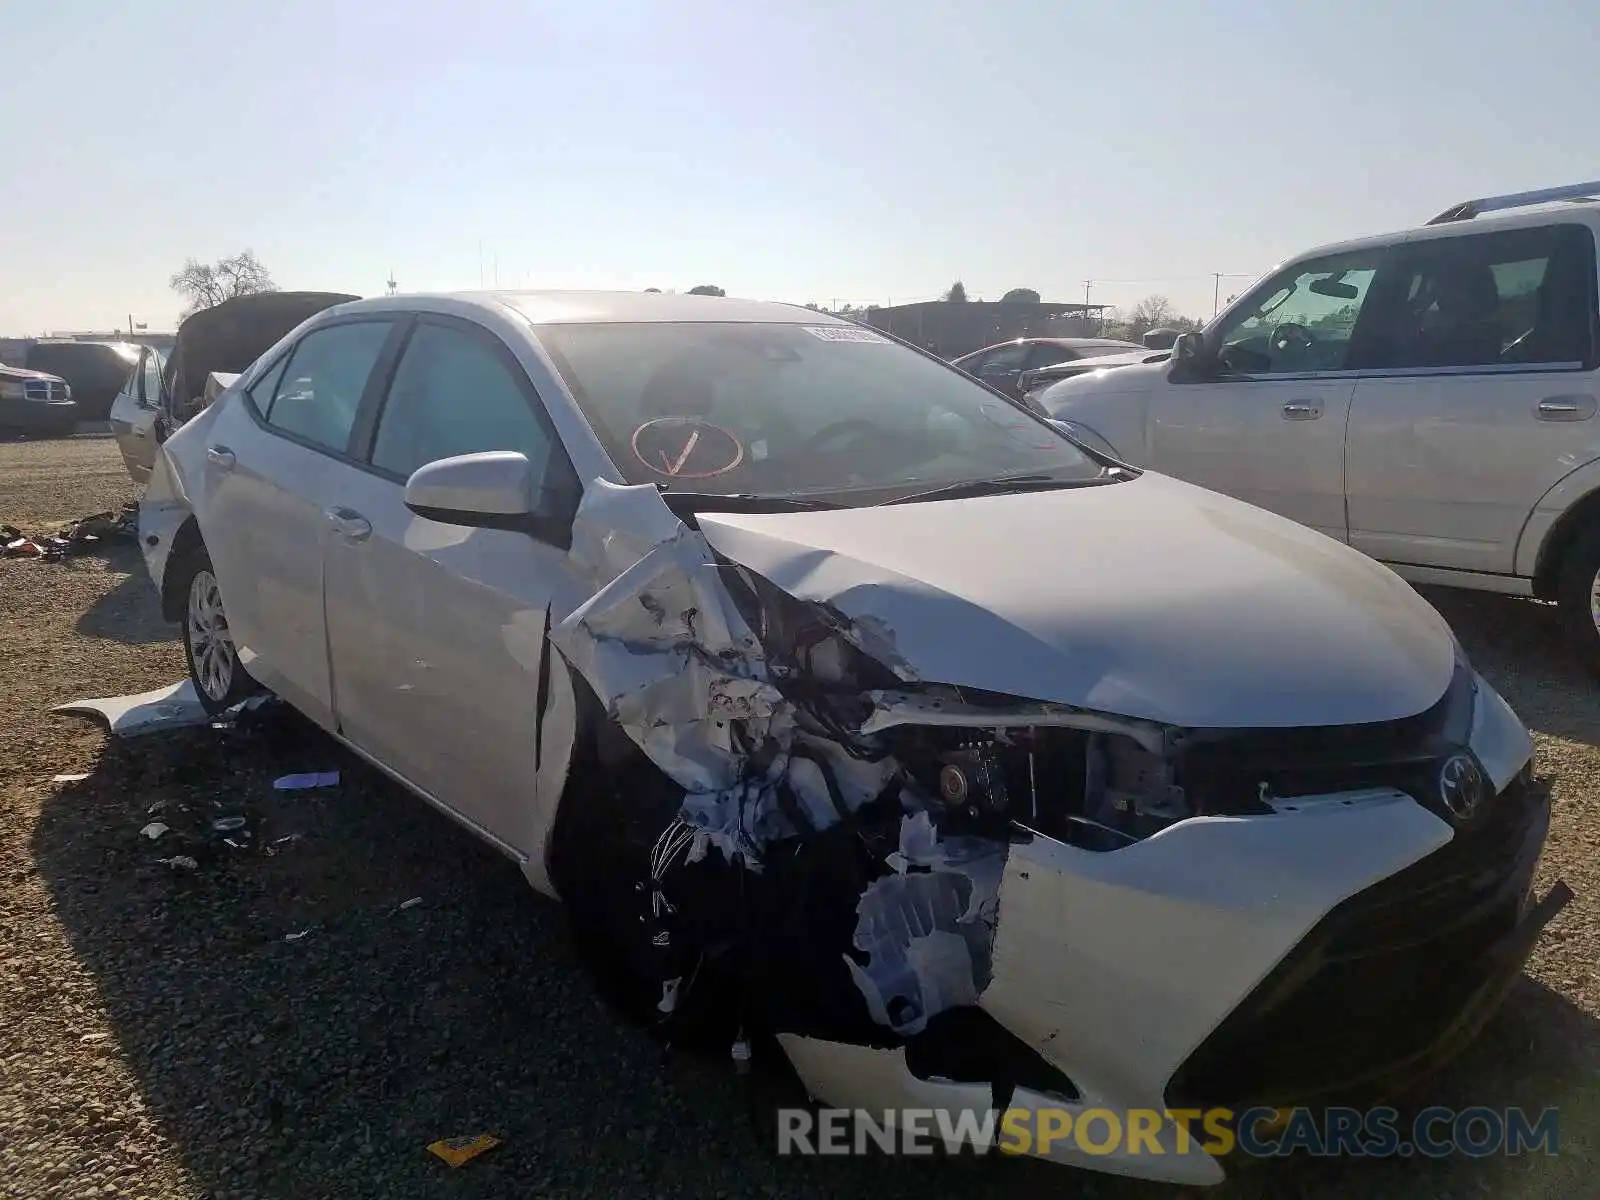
[1213,272,1223,317]
[1083,280,1092,309]
[386,271,398,296]
[127,314,133,338]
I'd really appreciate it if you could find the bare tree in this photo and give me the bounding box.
[170,250,278,317]
[1101,293,1202,340]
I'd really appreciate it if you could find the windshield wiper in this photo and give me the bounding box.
[882,473,1112,506]
[657,490,843,517]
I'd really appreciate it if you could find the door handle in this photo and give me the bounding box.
[205,444,236,469]
[1281,401,1322,420]
[323,506,372,543]
[1536,395,1597,421]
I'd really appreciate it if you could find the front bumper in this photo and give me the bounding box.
[0,397,78,435]
[778,677,1559,1186]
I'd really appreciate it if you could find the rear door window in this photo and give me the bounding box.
[1361,224,1598,370]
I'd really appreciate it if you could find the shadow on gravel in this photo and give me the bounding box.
[32,707,1099,1200]
[34,705,1600,1200]
[73,544,172,646]
[1421,586,1600,749]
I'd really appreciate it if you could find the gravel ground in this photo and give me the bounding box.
[1,435,1597,1200]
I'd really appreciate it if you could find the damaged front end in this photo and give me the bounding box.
[546,482,1561,1186]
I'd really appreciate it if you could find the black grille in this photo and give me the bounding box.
[1166,775,1549,1109]
[22,379,68,402]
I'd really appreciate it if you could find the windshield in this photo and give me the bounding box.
[536,321,1104,501]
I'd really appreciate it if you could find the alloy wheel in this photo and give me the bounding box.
[187,568,236,703]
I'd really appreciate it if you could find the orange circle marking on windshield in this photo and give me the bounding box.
[630,417,747,479]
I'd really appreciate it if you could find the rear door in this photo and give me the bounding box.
[322,315,581,853]
[1344,222,1600,574]
[199,318,403,728]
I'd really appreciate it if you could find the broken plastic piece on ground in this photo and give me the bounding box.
[212,816,247,833]
[53,680,209,737]
[52,773,90,783]
[157,855,199,871]
[426,1134,502,1167]
[396,896,423,912]
[141,822,169,840]
[283,929,313,942]
[271,833,303,845]
[273,771,340,791]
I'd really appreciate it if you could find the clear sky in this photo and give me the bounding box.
[3,0,1597,333]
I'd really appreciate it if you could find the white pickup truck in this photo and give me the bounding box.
[1040,180,1600,665]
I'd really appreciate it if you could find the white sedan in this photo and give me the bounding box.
[139,290,1563,1186]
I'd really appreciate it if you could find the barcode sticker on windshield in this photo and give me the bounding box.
[802,326,891,344]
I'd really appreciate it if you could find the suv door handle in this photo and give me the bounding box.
[205,445,236,469]
[1536,395,1597,421]
[323,506,372,543]
[1282,401,1322,420]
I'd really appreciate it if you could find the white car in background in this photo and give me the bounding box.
[137,289,1562,1186]
[1039,179,1600,666]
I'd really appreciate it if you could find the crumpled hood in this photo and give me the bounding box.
[696,472,1456,729]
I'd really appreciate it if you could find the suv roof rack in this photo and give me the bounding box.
[1426,180,1600,225]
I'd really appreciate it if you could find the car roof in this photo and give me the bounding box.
[325,289,832,326]
[1278,196,1600,267]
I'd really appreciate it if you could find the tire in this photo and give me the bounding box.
[1555,524,1600,672]
[174,546,261,716]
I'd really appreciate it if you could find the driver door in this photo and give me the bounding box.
[1152,248,1388,541]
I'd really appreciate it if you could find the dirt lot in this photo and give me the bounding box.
[1,435,1598,1200]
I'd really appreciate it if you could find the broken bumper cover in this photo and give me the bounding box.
[782,771,1558,1187]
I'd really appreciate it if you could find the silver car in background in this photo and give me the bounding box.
[136,290,1562,1186]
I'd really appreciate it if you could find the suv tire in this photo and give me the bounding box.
[1555,524,1600,670]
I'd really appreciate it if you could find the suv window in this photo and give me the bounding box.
[1213,251,1383,375]
[370,322,563,487]
[1364,224,1597,370]
[265,322,392,452]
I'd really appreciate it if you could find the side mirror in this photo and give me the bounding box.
[405,451,539,527]
[1170,331,1203,364]
[404,450,579,545]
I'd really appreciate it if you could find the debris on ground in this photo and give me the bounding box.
[395,896,423,913]
[54,680,209,737]
[52,773,90,783]
[273,771,340,791]
[54,680,275,738]
[211,817,247,834]
[140,822,169,841]
[283,929,313,943]
[1,502,138,561]
[426,1134,502,1167]
[156,855,199,871]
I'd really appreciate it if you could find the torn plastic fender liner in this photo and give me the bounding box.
[847,811,1007,1036]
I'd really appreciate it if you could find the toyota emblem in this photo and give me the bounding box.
[1437,753,1487,820]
